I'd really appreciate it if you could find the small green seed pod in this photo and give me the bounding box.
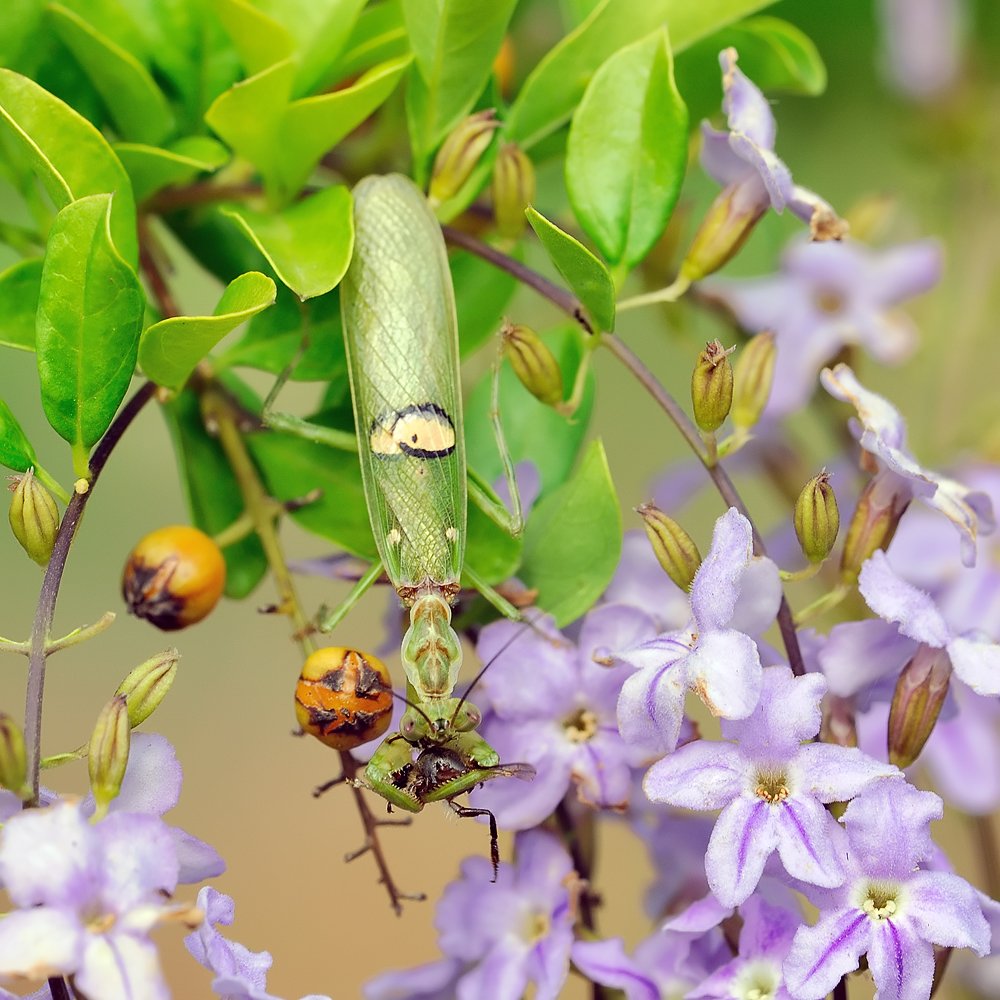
[691,340,735,433]
[0,714,29,800]
[8,469,59,566]
[492,142,536,239]
[88,694,131,820]
[636,503,702,592]
[732,333,777,431]
[794,472,840,564]
[502,321,564,407]
[116,649,180,729]
[428,109,499,206]
[887,645,951,769]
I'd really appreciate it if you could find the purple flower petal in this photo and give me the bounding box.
[720,47,776,149]
[456,943,528,1000]
[662,891,732,933]
[865,921,934,1000]
[604,531,691,630]
[947,635,1000,696]
[642,741,744,810]
[699,122,757,188]
[905,871,990,955]
[0,907,82,979]
[616,652,687,755]
[364,958,465,1000]
[819,618,915,699]
[783,908,872,1000]
[706,796,779,906]
[859,552,951,647]
[690,508,754,632]
[774,796,845,889]
[174,828,226,884]
[685,628,762,720]
[722,666,825,753]
[76,932,169,1000]
[728,557,782,637]
[99,812,180,910]
[571,939,659,1000]
[111,733,182,815]
[795,743,900,802]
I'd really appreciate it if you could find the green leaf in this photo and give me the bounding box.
[217,286,346,382]
[114,137,229,203]
[222,185,354,300]
[403,0,517,168]
[48,2,175,145]
[505,0,775,152]
[164,384,267,599]
[0,68,138,266]
[451,248,518,358]
[139,272,277,391]
[520,438,621,626]
[282,0,368,96]
[336,0,408,80]
[566,28,688,268]
[464,495,521,587]
[248,429,376,560]
[465,326,594,496]
[0,399,38,472]
[525,206,615,332]
[36,193,144,467]
[210,0,295,77]
[676,16,826,124]
[0,258,42,352]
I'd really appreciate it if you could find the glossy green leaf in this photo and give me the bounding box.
[464,494,522,587]
[222,185,354,300]
[115,137,229,203]
[0,258,42,352]
[164,384,267,599]
[465,326,594,496]
[505,0,775,151]
[403,0,517,167]
[169,202,272,285]
[36,194,144,466]
[0,399,38,472]
[279,0,368,95]
[211,0,295,77]
[48,2,174,145]
[520,438,621,626]
[451,248,518,358]
[217,287,346,382]
[336,0,408,79]
[139,272,277,391]
[526,206,615,332]
[567,29,688,268]
[0,68,138,266]
[248,429,376,560]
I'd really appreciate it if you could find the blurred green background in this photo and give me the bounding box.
[2,0,1000,996]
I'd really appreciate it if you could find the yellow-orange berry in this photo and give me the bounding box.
[122,525,225,631]
[295,647,393,751]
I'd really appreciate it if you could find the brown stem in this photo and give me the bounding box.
[23,382,157,803]
[972,814,1000,899]
[832,977,848,1000]
[446,229,806,676]
[146,181,264,214]
[138,217,180,320]
[47,977,73,1000]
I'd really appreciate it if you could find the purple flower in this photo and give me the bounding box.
[877,0,967,99]
[859,550,1000,696]
[704,237,941,416]
[822,363,995,566]
[468,604,653,829]
[365,831,575,1000]
[701,48,846,240]
[0,800,196,998]
[643,667,899,905]
[615,508,780,756]
[186,887,331,1000]
[783,781,990,1000]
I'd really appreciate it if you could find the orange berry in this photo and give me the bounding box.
[122,525,225,631]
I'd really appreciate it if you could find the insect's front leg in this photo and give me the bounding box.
[363,735,423,813]
[446,731,501,769]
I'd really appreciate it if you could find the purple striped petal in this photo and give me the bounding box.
[571,939,659,1000]
[642,740,744,810]
[706,796,779,906]
[616,652,687,755]
[866,921,933,1000]
[690,508,754,631]
[905,871,990,955]
[686,628,762,720]
[774,796,845,888]
[794,743,900,802]
[859,552,951,647]
[783,908,872,1000]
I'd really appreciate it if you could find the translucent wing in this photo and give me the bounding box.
[341,174,466,597]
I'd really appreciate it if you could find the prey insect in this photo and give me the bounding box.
[267,173,532,866]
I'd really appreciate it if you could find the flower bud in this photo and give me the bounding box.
[501,320,564,407]
[0,714,29,800]
[122,525,226,630]
[428,109,499,206]
[888,644,952,769]
[8,469,59,566]
[295,647,393,751]
[492,142,536,239]
[88,694,130,819]
[839,476,910,583]
[691,340,735,433]
[794,472,840,564]
[636,503,701,592]
[731,333,776,430]
[679,176,768,283]
[116,649,180,729]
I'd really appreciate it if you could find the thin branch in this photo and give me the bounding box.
[138,217,180,320]
[146,181,264,214]
[973,814,1000,899]
[447,229,806,676]
[24,382,156,803]
[832,977,848,1000]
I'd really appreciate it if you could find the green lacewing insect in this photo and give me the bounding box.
[339,175,533,852]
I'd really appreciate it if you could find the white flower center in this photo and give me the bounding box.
[563,707,598,743]
[860,880,902,921]
[734,959,780,999]
[753,768,790,804]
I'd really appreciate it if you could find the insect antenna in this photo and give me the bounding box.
[390,686,435,729]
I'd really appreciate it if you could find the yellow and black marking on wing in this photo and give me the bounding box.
[341,174,466,597]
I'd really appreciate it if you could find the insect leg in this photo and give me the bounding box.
[448,801,501,882]
[316,559,384,633]
[461,562,521,622]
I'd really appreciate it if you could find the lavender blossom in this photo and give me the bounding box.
[364,831,575,1000]
[643,667,899,905]
[705,237,941,416]
[878,0,968,99]
[822,363,995,566]
[0,800,196,998]
[615,508,780,756]
[783,782,990,999]
[468,604,653,829]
